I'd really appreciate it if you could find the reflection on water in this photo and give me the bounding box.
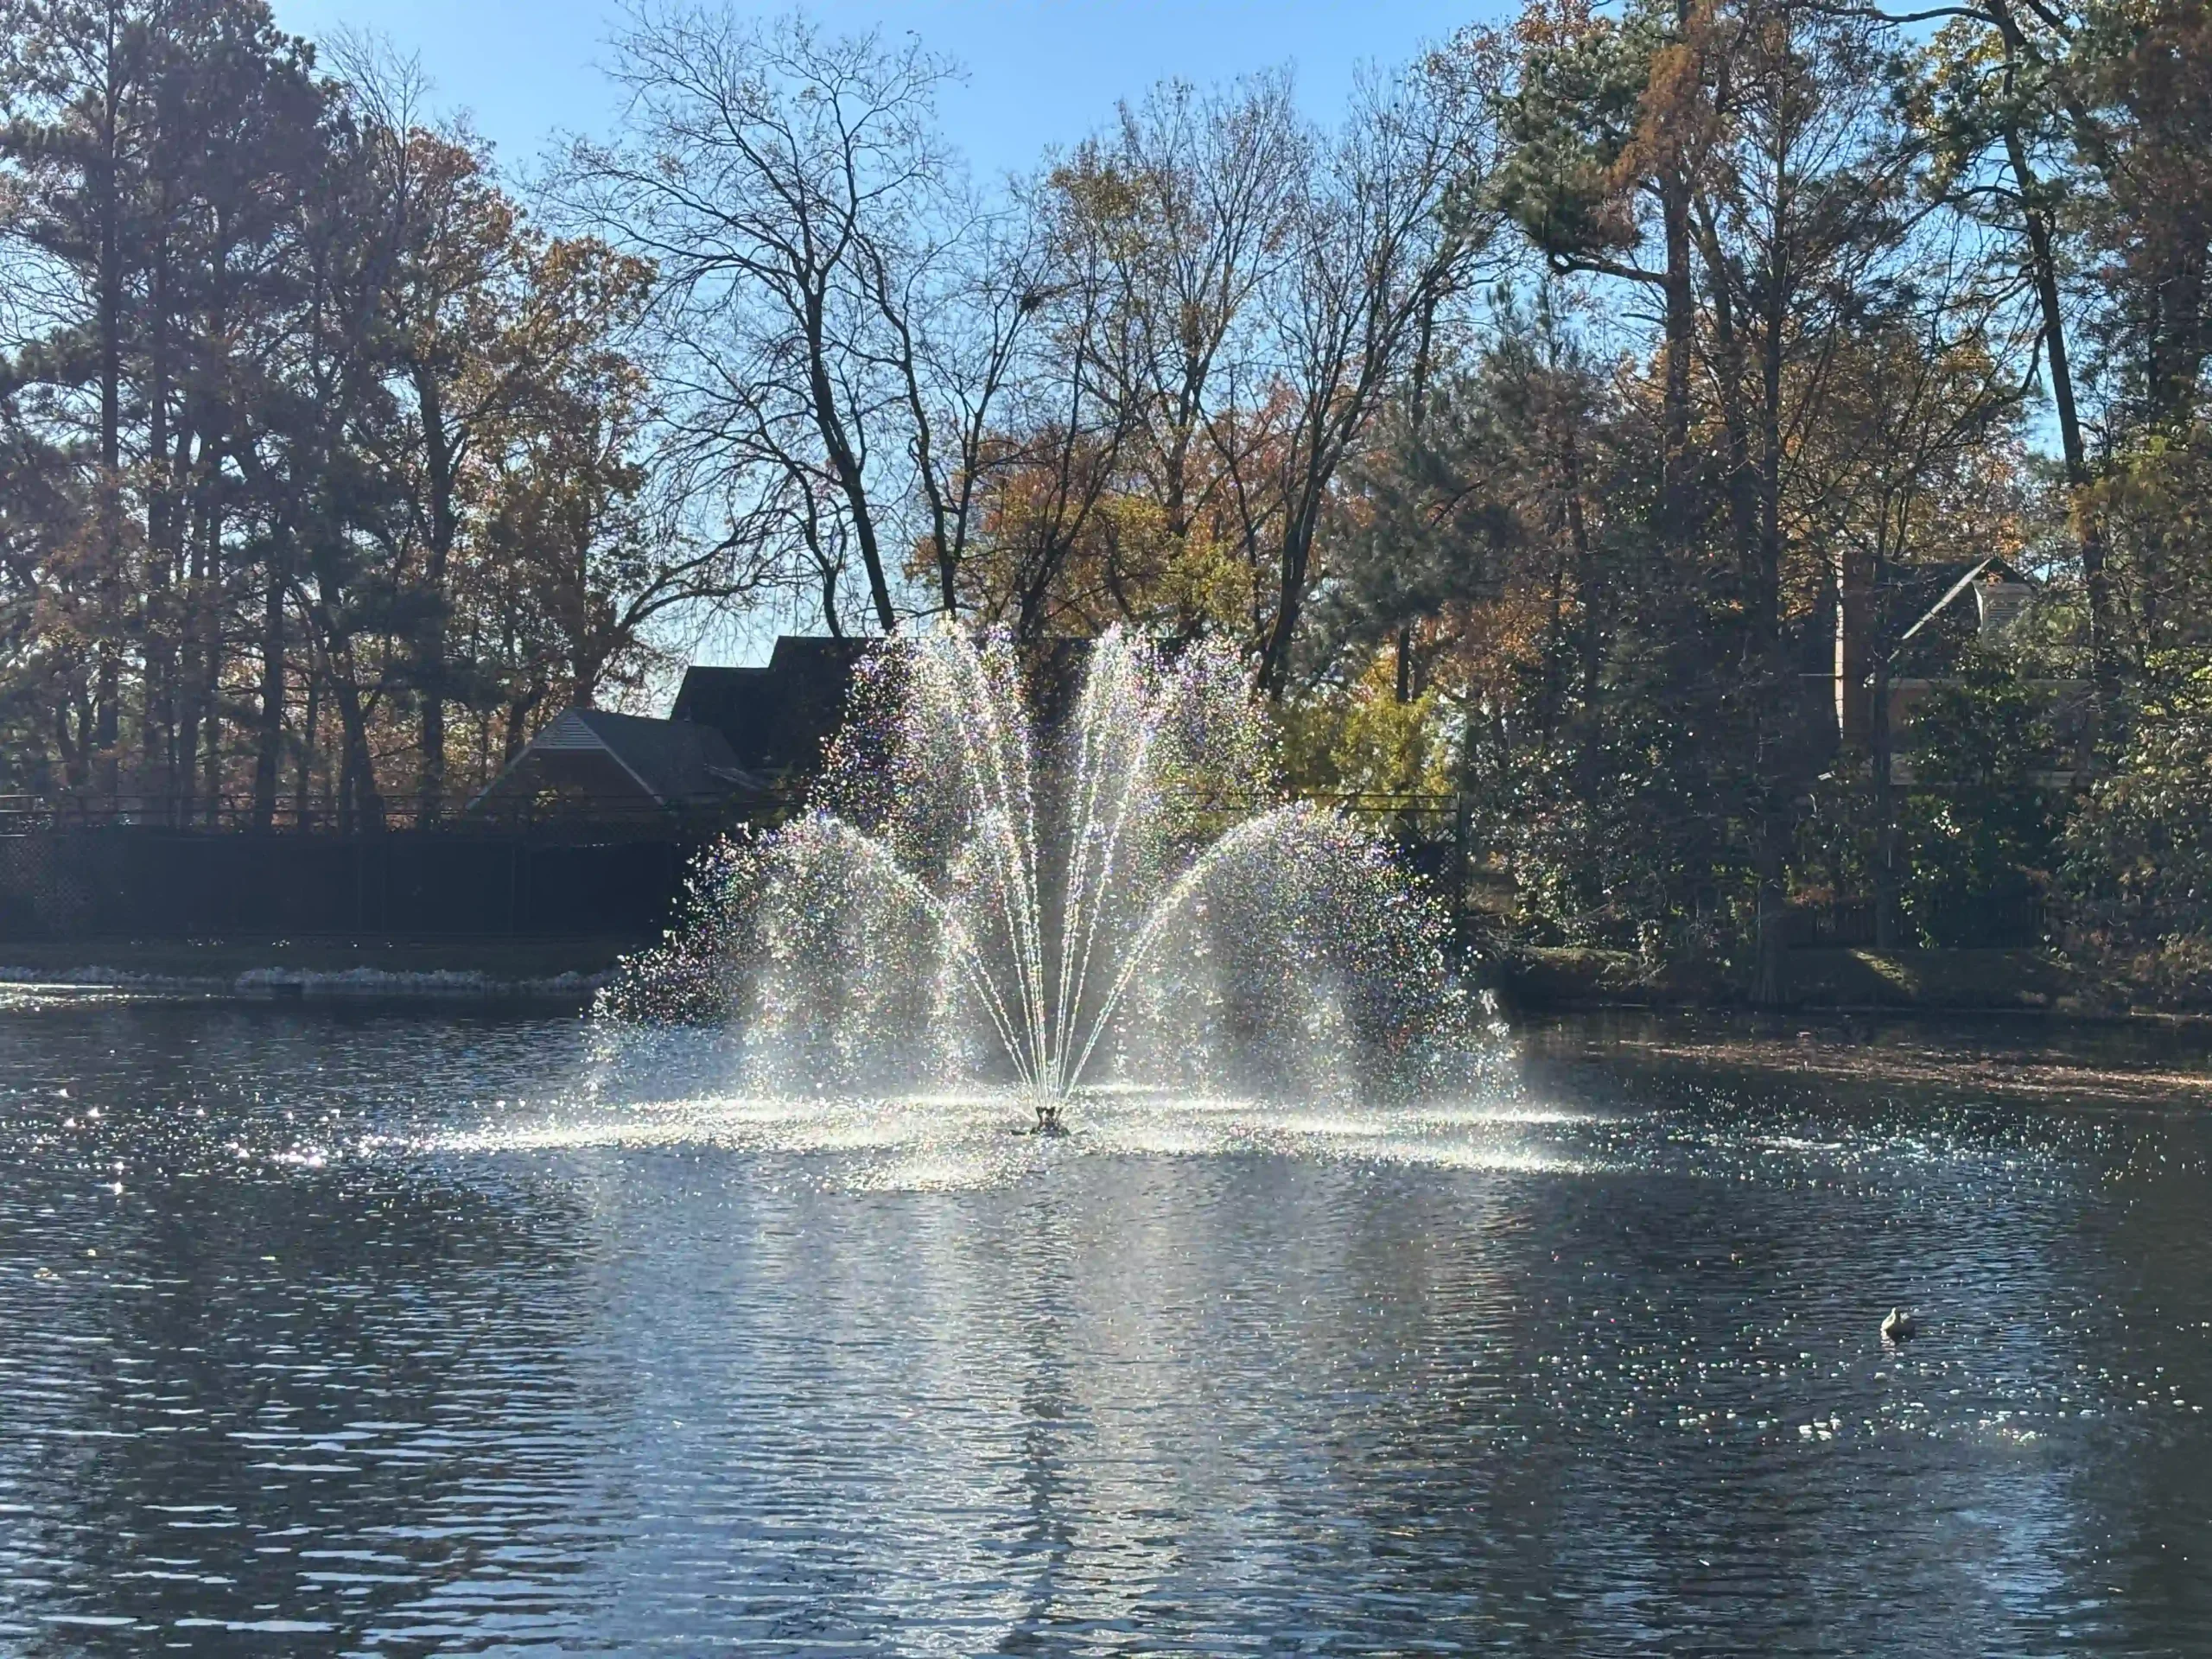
[1,1001,2208,1654]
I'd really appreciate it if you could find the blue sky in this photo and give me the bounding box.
[263,0,1495,664]
[269,0,1493,180]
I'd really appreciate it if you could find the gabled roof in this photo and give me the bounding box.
[671,636,871,775]
[1896,556,2037,644]
[567,709,758,804]
[469,707,762,816]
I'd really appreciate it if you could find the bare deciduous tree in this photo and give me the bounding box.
[1245,67,1497,693]
[558,6,1031,636]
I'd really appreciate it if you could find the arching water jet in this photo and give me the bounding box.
[598,628,1473,1116]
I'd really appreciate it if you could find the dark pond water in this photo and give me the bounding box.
[2,995,2209,1656]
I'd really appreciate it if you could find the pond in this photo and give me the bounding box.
[2,995,2209,1655]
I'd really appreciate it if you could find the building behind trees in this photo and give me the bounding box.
[3,0,2211,1001]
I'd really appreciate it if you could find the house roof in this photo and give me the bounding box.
[470,707,762,816]
[569,709,758,803]
[1895,556,2037,644]
[671,636,871,775]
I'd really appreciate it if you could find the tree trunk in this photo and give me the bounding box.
[177,476,226,826]
[293,665,321,830]
[1260,511,1318,698]
[200,671,222,828]
[804,290,897,633]
[1751,155,1793,1010]
[503,683,543,765]
[2000,102,2113,702]
[1660,173,1697,541]
[251,536,289,830]
[1871,639,1903,950]
[329,667,385,834]
[414,366,455,824]
[1753,844,1789,1007]
[1657,0,1699,543]
[1567,432,1604,805]
[92,13,124,793]
[143,249,177,808]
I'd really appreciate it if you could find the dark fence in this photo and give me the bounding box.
[0,828,699,942]
[0,791,792,836]
[1784,901,1881,949]
[3,791,2048,954]
[0,790,1465,947]
[1920,893,2050,950]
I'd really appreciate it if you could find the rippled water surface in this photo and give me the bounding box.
[3,997,2209,1655]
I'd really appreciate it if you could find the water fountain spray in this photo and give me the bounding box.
[600,627,1468,1116]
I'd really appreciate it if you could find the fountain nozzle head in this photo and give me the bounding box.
[1033,1099,1065,1136]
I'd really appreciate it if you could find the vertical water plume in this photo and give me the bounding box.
[598,627,1474,1110]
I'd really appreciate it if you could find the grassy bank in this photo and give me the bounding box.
[1496,944,2107,1015]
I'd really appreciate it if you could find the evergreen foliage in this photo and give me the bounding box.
[3,0,2211,1000]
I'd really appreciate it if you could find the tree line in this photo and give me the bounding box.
[0,1,753,830]
[4,0,2210,998]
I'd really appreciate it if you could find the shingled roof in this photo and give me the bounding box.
[671,636,871,777]
[469,707,763,819]
[1894,556,2037,645]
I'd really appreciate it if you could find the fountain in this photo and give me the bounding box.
[598,628,1472,1119]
